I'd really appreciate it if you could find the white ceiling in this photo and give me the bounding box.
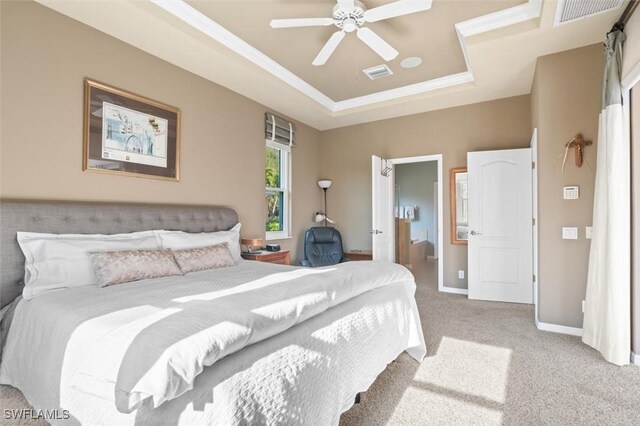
[36,0,621,130]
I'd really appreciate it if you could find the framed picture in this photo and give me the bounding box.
[83,79,180,181]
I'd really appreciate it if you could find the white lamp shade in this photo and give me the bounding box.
[317,179,332,189]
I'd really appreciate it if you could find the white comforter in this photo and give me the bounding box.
[1,260,426,425]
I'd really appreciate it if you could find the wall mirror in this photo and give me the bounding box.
[449,167,468,244]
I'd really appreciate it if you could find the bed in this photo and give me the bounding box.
[0,200,426,425]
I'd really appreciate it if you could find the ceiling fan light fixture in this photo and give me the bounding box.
[342,18,358,32]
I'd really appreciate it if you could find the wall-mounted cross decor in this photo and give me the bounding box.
[562,133,592,172]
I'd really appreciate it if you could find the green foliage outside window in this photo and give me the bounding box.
[266,147,284,232]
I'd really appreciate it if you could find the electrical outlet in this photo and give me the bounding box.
[458,270,465,279]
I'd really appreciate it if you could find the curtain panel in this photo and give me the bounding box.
[582,30,631,366]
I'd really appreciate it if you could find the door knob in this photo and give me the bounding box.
[370,230,383,235]
[470,230,481,236]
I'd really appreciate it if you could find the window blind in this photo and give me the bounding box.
[265,113,295,147]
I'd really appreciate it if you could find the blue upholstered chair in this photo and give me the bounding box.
[300,227,349,267]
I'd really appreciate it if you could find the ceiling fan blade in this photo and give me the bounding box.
[270,18,335,28]
[313,31,346,66]
[364,0,431,23]
[356,27,399,61]
[337,0,356,10]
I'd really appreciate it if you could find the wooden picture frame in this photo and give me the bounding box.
[83,79,180,181]
[449,167,468,245]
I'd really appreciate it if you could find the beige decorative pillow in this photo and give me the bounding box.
[171,243,236,274]
[89,249,183,287]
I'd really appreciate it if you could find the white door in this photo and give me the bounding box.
[467,148,533,303]
[372,155,394,262]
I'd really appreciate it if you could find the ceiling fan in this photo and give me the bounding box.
[270,0,431,66]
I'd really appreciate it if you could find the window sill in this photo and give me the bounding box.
[266,235,292,242]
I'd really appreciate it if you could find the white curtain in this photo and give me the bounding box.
[582,30,631,366]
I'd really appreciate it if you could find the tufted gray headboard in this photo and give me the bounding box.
[0,200,239,308]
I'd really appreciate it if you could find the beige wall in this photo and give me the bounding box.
[319,96,532,288]
[531,44,603,328]
[0,1,323,263]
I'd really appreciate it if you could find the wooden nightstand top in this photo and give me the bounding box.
[241,250,290,265]
[344,250,373,261]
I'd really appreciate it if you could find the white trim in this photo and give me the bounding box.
[622,60,640,92]
[623,56,639,368]
[151,0,334,110]
[440,286,469,296]
[151,0,542,112]
[531,129,539,324]
[333,72,474,111]
[266,139,291,153]
[456,0,542,37]
[389,154,445,294]
[536,321,583,337]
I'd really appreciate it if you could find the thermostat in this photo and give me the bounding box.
[563,186,579,200]
[562,227,578,240]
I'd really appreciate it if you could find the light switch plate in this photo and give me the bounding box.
[585,226,593,239]
[562,227,578,239]
[458,270,465,279]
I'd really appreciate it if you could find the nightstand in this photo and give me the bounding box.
[241,250,290,265]
[344,250,373,261]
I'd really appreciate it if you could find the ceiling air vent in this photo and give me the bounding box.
[554,0,623,26]
[363,64,393,80]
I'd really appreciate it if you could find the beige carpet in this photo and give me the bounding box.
[340,259,640,425]
[2,260,639,425]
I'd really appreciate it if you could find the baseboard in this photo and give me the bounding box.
[632,352,640,366]
[440,286,468,295]
[536,321,583,337]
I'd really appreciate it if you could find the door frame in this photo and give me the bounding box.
[531,129,540,325]
[388,154,445,293]
[622,60,640,365]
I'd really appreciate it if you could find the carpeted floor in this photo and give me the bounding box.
[340,259,640,425]
[2,259,639,425]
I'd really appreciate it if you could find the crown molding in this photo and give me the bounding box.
[150,0,335,110]
[150,0,543,113]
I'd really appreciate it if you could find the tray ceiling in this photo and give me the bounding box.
[188,0,524,102]
[36,0,622,130]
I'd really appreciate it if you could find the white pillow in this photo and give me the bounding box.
[17,230,161,300]
[157,223,242,262]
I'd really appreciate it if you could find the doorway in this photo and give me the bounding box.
[372,154,445,292]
